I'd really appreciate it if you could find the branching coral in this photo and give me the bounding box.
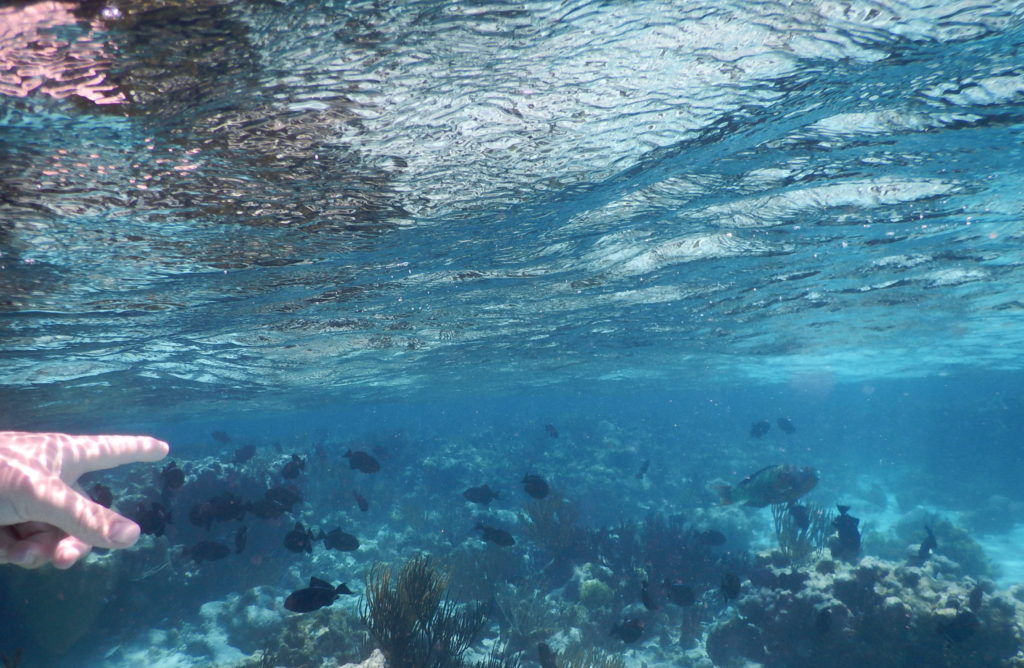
[772,503,835,565]
[362,554,488,668]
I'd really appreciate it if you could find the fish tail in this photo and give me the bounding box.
[714,483,734,505]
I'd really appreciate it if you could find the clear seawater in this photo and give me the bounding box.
[1,1,1023,666]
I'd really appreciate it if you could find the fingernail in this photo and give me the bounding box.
[110,520,140,546]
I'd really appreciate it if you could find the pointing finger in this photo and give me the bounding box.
[58,434,169,480]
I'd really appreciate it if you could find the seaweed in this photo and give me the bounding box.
[362,554,489,668]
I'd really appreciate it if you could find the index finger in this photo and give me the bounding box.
[58,434,169,480]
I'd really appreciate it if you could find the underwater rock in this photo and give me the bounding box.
[340,649,387,668]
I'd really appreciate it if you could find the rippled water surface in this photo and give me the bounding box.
[2,1,1024,419]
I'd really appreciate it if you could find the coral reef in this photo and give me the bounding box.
[707,554,1024,668]
[771,502,835,565]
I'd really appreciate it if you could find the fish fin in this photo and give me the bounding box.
[310,576,332,589]
[837,504,850,514]
[337,583,354,595]
[712,482,733,505]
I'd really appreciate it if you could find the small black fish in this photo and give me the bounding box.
[788,503,810,531]
[246,498,285,520]
[211,430,231,444]
[635,459,650,479]
[640,580,658,611]
[284,577,354,613]
[475,523,515,546]
[321,528,360,552]
[777,417,796,434]
[750,420,771,438]
[264,486,303,513]
[937,610,979,642]
[233,443,256,464]
[537,642,557,668]
[89,483,114,509]
[463,485,500,505]
[284,523,315,553]
[353,491,369,512]
[160,462,185,491]
[610,618,644,643]
[721,573,741,600]
[281,454,305,479]
[815,607,832,634]
[187,540,231,563]
[344,449,380,473]
[137,501,172,537]
[697,529,727,546]
[208,492,246,522]
[918,525,937,561]
[522,474,549,499]
[544,423,559,438]
[664,579,696,607]
[235,525,248,554]
[831,505,861,562]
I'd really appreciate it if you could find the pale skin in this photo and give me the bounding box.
[0,431,169,569]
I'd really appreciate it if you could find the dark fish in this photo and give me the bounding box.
[321,528,360,552]
[640,580,658,611]
[635,459,650,479]
[137,501,172,537]
[211,430,231,444]
[815,607,832,634]
[750,420,771,438]
[284,577,354,613]
[664,579,696,607]
[788,503,810,531]
[344,449,380,473]
[463,485,500,505]
[189,503,215,531]
[522,474,549,499]
[715,464,818,507]
[537,642,557,668]
[210,492,246,522]
[969,584,984,611]
[610,618,644,643]
[353,491,369,512]
[831,505,861,561]
[160,462,185,491]
[697,529,727,546]
[918,525,937,561]
[284,523,315,553]
[264,486,303,512]
[246,498,285,520]
[89,483,114,509]
[235,525,248,554]
[777,417,796,434]
[281,454,305,479]
[721,573,741,601]
[544,423,559,438]
[186,540,231,563]
[233,443,256,464]
[475,523,515,547]
[937,610,979,642]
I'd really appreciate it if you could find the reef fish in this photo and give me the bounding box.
[281,454,305,479]
[475,523,515,546]
[831,505,861,561]
[345,449,380,473]
[463,485,500,505]
[715,465,818,507]
[917,525,937,561]
[697,529,727,546]
[186,540,231,563]
[136,501,172,537]
[160,462,185,491]
[750,420,771,438]
[235,525,248,554]
[211,430,231,444]
[89,483,114,509]
[664,579,696,607]
[544,423,559,438]
[321,528,360,552]
[635,459,650,480]
[721,573,741,601]
[284,577,354,613]
[610,618,644,643]
[353,491,369,512]
[284,523,316,553]
[777,417,797,434]
[233,443,256,463]
[522,474,549,499]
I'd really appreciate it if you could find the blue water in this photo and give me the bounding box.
[2,1,1024,666]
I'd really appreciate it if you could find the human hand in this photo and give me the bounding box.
[0,431,169,569]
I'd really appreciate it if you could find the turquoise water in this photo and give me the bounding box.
[2,1,1024,666]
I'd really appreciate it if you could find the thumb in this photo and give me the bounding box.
[28,477,140,549]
